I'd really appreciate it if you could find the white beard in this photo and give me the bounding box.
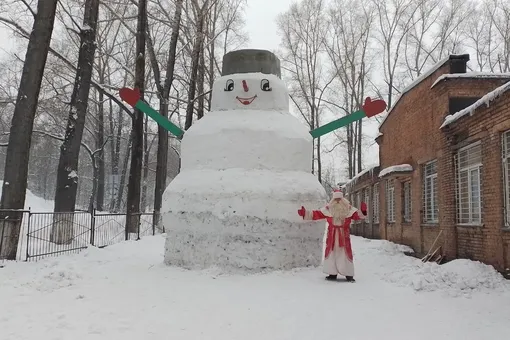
[328,200,351,226]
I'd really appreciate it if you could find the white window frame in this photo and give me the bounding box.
[386,179,395,223]
[403,181,412,222]
[373,183,380,223]
[455,141,483,225]
[503,130,510,228]
[422,160,438,223]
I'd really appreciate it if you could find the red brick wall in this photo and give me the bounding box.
[347,55,510,272]
[441,88,510,271]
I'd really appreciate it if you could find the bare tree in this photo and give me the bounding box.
[0,0,59,259]
[125,0,148,236]
[371,0,418,107]
[146,0,184,228]
[325,0,374,177]
[184,0,209,130]
[277,0,334,183]
[51,0,100,244]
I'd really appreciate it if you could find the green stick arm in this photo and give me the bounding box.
[310,110,366,139]
[135,100,184,138]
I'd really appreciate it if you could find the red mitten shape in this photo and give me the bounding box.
[298,206,306,218]
[360,202,368,215]
[119,87,141,106]
[362,97,386,118]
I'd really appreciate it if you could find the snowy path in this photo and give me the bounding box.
[1,235,510,340]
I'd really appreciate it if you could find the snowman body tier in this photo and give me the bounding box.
[162,72,327,272]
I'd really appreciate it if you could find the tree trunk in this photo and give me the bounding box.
[51,0,100,244]
[206,2,218,110]
[115,136,132,213]
[125,0,147,236]
[141,116,149,212]
[96,83,105,211]
[153,0,184,230]
[0,0,59,260]
[109,105,123,211]
[197,34,206,119]
[88,154,98,212]
[184,1,207,130]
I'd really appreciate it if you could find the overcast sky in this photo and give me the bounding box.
[0,0,380,182]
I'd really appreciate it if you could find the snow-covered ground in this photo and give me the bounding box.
[1,234,509,340]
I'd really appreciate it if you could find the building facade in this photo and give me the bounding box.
[345,54,510,274]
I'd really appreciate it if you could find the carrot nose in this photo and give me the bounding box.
[242,80,249,92]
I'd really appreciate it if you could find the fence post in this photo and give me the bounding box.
[152,210,156,236]
[90,209,96,246]
[137,213,141,241]
[26,207,31,261]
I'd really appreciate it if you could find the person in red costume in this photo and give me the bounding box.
[298,190,367,282]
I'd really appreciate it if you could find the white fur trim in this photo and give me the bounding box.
[320,205,333,217]
[332,191,344,199]
[302,209,314,221]
[348,206,359,218]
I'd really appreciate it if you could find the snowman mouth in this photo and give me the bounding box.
[236,95,257,105]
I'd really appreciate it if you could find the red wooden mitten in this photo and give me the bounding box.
[360,202,368,215]
[362,97,386,118]
[298,206,306,218]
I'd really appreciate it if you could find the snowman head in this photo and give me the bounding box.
[210,73,289,112]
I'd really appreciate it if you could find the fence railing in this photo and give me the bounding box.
[0,209,159,262]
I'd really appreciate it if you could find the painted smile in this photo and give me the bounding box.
[236,95,257,105]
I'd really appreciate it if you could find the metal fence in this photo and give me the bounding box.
[0,209,158,262]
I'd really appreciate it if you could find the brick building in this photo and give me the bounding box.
[345,54,510,273]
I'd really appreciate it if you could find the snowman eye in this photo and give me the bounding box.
[224,79,234,91]
[261,79,272,91]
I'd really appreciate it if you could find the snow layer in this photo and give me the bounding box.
[431,71,510,88]
[441,80,510,128]
[180,109,313,172]
[211,73,289,112]
[343,166,378,192]
[2,235,510,340]
[379,164,413,177]
[162,169,327,272]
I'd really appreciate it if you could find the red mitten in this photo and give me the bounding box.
[360,202,367,215]
[298,206,306,218]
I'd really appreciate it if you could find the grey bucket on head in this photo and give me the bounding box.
[221,49,281,79]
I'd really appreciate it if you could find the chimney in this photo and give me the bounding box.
[449,54,470,74]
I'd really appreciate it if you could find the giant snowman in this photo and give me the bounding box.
[161,49,327,272]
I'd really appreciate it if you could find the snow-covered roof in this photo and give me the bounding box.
[379,164,413,178]
[378,56,450,130]
[431,72,510,88]
[343,166,379,191]
[440,80,510,129]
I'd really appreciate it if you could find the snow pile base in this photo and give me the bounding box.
[162,169,327,273]
[357,239,510,297]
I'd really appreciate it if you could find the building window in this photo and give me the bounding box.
[373,183,380,223]
[386,179,395,222]
[363,187,370,223]
[455,142,482,225]
[422,160,438,223]
[503,131,510,228]
[403,181,412,222]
